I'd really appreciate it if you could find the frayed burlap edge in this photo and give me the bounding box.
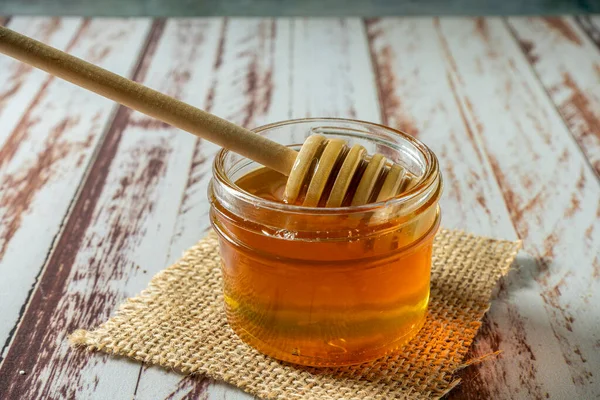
[70,229,521,400]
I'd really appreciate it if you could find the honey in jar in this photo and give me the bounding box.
[209,119,442,367]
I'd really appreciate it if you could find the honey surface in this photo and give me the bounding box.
[212,167,435,366]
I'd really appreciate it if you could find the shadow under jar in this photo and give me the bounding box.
[209,118,443,367]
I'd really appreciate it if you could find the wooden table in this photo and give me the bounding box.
[0,16,598,399]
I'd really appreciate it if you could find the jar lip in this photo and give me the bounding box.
[212,117,441,215]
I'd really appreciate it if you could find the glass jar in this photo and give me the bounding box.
[209,118,442,367]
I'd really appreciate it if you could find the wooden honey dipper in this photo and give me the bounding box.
[0,25,417,207]
[283,135,416,207]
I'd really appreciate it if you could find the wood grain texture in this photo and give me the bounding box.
[0,15,598,400]
[430,17,600,399]
[0,17,81,155]
[0,17,151,359]
[508,16,600,177]
[134,17,382,399]
[367,17,516,238]
[290,18,380,120]
[0,17,155,398]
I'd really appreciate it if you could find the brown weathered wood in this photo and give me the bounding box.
[0,17,81,153]
[508,16,600,177]
[0,17,151,359]
[430,17,600,399]
[0,18,157,399]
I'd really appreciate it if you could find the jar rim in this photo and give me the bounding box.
[212,117,441,216]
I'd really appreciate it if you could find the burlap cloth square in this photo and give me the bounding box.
[70,229,521,399]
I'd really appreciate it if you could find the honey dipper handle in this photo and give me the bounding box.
[0,25,298,175]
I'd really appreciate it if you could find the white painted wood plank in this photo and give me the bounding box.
[507,16,600,177]
[0,18,151,358]
[0,17,82,149]
[434,17,600,399]
[0,17,83,345]
[367,17,517,238]
[291,18,381,121]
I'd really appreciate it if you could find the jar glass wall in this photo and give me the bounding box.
[209,118,442,367]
